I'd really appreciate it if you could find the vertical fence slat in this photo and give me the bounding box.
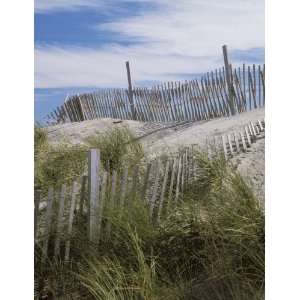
[42,187,54,264]
[65,181,78,261]
[54,184,66,257]
[149,160,161,218]
[244,127,251,147]
[174,156,182,203]
[106,170,118,237]
[258,120,264,132]
[167,158,177,211]
[98,171,108,237]
[227,134,234,156]
[240,131,247,152]
[222,135,228,159]
[88,149,100,243]
[157,160,170,222]
[234,132,240,154]
[222,45,236,115]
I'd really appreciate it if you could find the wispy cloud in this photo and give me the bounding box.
[35,0,264,88]
[35,0,152,13]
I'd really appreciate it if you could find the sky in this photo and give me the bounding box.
[34,0,265,122]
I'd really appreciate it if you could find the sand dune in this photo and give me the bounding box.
[45,108,265,201]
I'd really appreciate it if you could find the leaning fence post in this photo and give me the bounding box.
[88,149,100,243]
[126,61,137,120]
[222,45,236,116]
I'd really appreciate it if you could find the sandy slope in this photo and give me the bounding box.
[45,108,265,201]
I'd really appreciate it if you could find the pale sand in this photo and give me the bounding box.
[44,108,265,201]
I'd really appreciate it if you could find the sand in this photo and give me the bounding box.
[44,108,265,201]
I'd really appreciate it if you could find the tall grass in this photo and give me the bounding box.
[85,126,144,171]
[78,229,157,300]
[34,126,144,193]
[35,139,264,299]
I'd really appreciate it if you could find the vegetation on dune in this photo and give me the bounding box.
[34,125,145,194]
[85,126,144,172]
[35,140,264,299]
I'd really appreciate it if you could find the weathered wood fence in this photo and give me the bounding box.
[34,118,265,264]
[46,63,265,125]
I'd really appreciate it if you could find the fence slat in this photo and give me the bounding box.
[244,127,252,146]
[54,184,66,257]
[106,170,118,237]
[149,160,161,218]
[174,156,182,203]
[98,171,108,237]
[42,187,54,265]
[157,160,170,222]
[222,135,228,159]
[240,131,247,152]
[167,158,177,211]
[88,149,100,243]
[65,181,78,261]
[227,134,234,156]
[258,120,264,132]
[234,132,240,154]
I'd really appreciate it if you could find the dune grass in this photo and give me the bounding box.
[34,125,144,194]
[85,126,144,172]
[34,126,264,299]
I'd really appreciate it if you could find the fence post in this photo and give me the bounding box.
[88,149,100,243]
[125,61,137,120]
[222,45,236,116]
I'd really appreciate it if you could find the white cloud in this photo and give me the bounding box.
[34,0,151,13]
[35,0,264,88]
[97,0,264,56]
[35,0,105,13]
[35,45,219,88]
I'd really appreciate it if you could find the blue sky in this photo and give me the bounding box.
[34,0,264,122]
